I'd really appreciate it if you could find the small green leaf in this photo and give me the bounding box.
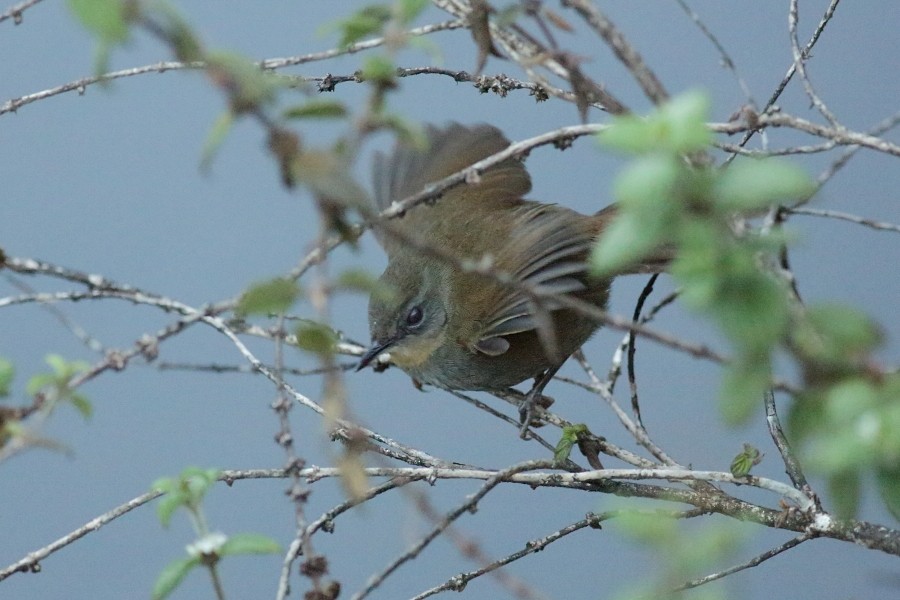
[153,468,221,526]
[336,268,378,291]
[554,424,587,465]
[730,443,763,477]
[282,100,348,120]
[152,555,201,600]
[69,393,93,419]
[597,114,658,154]
[206,51,281,113]
[219,533,281,557]
[295,322,339,355]
[613,154,681,212]
[670,221,722,308]
[876,465,900,522]
[155,493,183,529]
[0,358,14,397]
[720,361,770,425]
[397,0,429,24]
[598,90,711,154]
[828,470,861,519]
[615,510,678,543]
[360,55,396,85]
[237,278,300,317]
[150,2,203,62]
[331,5,392,48]
[377,114,427,148]
[25,373,54,397]
[68,0,131,43]
[716,272,789,353]
[656,90,712,153]
[590,213,664,276]
[824,378,878,424]
[290,150,369,207]
[796,304,882,368]
[46,354,69,376]
[715,160,814,211]
[200,110,234,172]
[181,467,221,500]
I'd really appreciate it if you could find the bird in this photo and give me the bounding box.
[357,123,669,430]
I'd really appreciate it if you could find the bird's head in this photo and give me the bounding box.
[358,256,450,372]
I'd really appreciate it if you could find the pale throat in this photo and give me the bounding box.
[389,331,446,368]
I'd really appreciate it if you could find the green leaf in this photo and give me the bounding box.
[656,90,712,153]
[219,533,281,557]
[796,304,882,367]
[155,493,183,529]
[720,361,770,425]
[669,221,722,307]
[150,2,203,62]
[291,150,369,207]
[597,114,658,154]
[153,468,221,526]
[824,378,878,424]
[554,424,587,465]
[615,510,678,544]
[152,556,200,600]
[876,465,900,522]
[334,269,378,293]
[590,213,665,276]
[295,322,339,355]
[46,354,70,376]
[332,5,392,48]
[282,100,348,120]
[716,272,789,353]
[206,51,281,113]
[69,393,93,419]
[715,160,814,211]
[730,443,762,477]
[336,269,398,303]
[613,154,681,213]
[67,0,131,43]
[237,278,301,317]
[377,114,427,148]
[25,373,54,397]
[181,467,221,499]
[397,0,429,24]
[360,55,396,85]
[827,470,861,519]
[200,110,234,173]
[0,358,14,397]
[45,354,90,379]
[598,90,711,154]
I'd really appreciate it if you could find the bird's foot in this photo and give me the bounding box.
[517,389,554,439]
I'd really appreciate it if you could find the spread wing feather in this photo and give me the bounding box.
[372,124,532,255]
[474,203,596,349]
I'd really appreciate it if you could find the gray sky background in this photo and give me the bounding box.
[1,2,898,599]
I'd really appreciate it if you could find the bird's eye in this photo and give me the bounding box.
[405,305,424,327]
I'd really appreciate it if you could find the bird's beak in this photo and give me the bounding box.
[356,338,395,371]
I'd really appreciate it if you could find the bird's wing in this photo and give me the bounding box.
[372,123,532,255]
[468,203,598,355]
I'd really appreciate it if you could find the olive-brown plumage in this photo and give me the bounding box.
[359,124,666,393]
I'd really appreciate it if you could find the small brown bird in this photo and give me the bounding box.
[358,124,667,425]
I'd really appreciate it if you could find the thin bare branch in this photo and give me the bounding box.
[0,20,464,116]
[671,532,815,593]
[0,0,43,25]
[562,0,669,105]
[785,207,900,234]
[788,0,842,127]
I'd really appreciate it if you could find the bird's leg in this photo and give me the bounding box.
[518,364,561,439]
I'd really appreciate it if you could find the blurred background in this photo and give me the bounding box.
[1,1,898,598]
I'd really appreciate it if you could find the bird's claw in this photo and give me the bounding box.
[517,390,554,439]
